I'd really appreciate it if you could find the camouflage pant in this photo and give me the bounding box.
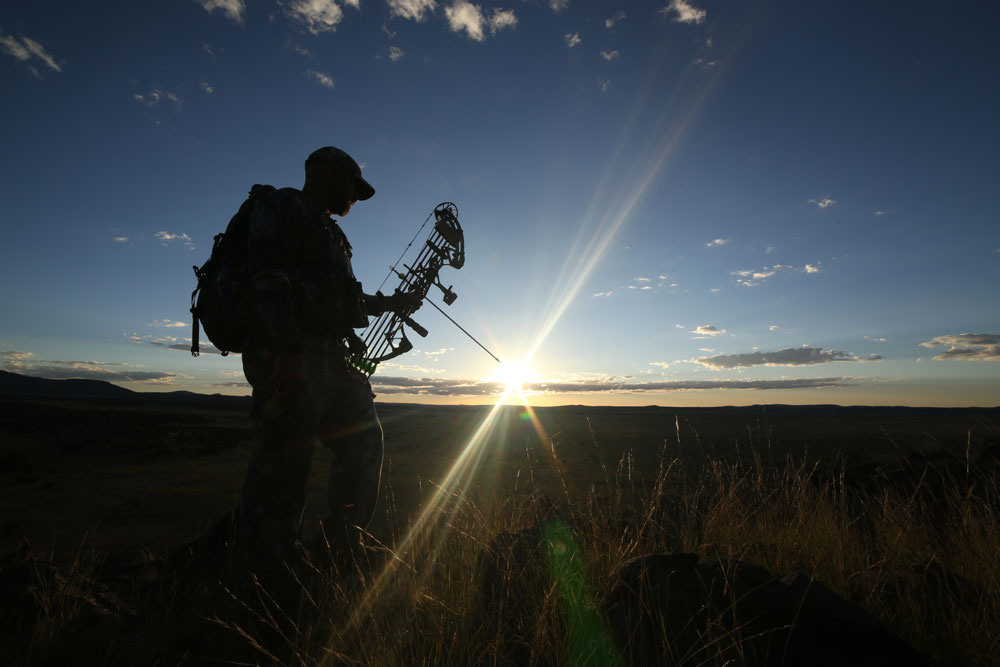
[239,337,383,567]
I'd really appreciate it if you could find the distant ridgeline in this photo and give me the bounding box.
[0,370,134,398]
[0,370,250,409]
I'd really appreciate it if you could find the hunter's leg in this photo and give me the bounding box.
[321,373,384,553]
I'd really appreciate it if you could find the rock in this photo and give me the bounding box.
[604,553,929,667]
[100,544,162,591]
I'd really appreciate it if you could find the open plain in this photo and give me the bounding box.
[2,381,1000,666]
[2,392,997,556]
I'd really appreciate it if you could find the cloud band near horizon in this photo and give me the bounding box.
[691,346,881,369]
[370,375,854,396]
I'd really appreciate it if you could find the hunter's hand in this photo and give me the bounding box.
[384,289,422,315]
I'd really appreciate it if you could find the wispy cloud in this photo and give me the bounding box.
[809,197,836,209]
[592,275,668,297]
[380,362,446,374]
[564,32,581,48]
[691,346,881,370]
[113,235,130,243]
[690,325,726,337]
[549,0,569,12]
[285,39,312,56]
[389,45,405,61]
[444,1,485,41]
[134,88,182,109]
[307,70,335,88]
[414,347,452,358]
[154,231,195,249]
[388,0,436,21]
[731,263,821,286]
[659,0,706,24]
[1,32,64,76]
[2,351,181,383]
[0,350,35,365]
[283,0,351,33]
[200,80,214,93]
[705,237,728,247]
[919,333,1000,361]
[489,8,517,34]
[600,49,619,61]
[599,78,610,93]
[150,319,188,328]
[731,268,776,285]
[605,10,625,29]
[444,0,517,42]
[131,334,226,355]
[195,0,246,24]
[369,375,854,396]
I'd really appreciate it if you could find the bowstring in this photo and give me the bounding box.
[362,208,438,366]
[376,207,436,294]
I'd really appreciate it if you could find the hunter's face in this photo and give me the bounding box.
[326,166,358,217]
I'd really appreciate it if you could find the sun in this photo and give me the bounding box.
[492,359,538,395]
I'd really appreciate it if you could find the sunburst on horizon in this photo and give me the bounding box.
[488,358,541,399]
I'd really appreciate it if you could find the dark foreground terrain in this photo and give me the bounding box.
[1,370,998,555]
[0,373,1000,552]
[2,371,999,666]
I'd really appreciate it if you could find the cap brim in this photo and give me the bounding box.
[356,177,375,201]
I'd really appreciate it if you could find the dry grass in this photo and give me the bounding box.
[4,424,999,666]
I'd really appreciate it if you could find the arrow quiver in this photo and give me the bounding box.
[350,202,465,376]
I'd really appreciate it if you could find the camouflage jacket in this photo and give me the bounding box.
[246,187,364,342]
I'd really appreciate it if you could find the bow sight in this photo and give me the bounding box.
[350,202,496,376]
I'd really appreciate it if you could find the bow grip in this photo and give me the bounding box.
[403,315,428,337]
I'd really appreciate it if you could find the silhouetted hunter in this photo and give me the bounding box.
[237,147,420,572]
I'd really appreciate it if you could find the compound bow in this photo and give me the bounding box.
[350,202,476,376]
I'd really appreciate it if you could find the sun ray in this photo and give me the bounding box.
[526,63,725,365]
[349,56,727,639]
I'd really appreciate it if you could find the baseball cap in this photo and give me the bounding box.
[306,146,376,200]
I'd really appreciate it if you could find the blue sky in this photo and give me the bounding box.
[1,0,998,406]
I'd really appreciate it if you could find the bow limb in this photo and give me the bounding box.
[349,203,465,376]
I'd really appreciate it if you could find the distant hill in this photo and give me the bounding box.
[0,370,136,398]
[0,370,250,410]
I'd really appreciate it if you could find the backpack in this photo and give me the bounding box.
[189,184,275,356]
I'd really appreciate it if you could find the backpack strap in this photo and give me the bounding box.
[190,296,201,356]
